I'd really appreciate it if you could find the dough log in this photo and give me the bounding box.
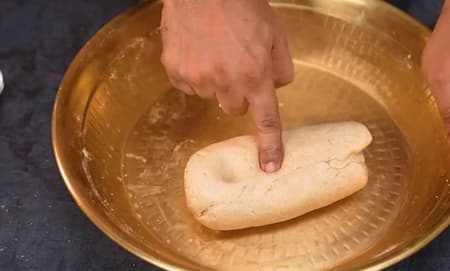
[184,121,373,231]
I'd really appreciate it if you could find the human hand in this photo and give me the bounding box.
[422,1,450,139]
[160,0,294,172]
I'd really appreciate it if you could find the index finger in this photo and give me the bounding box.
[248,80,284,173]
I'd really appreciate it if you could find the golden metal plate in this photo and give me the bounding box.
[52,0,450,270]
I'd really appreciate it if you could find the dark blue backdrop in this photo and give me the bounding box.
[390,0,444,27]
[0,0,447,270]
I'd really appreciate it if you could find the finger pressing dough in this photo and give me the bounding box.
[184,121,373,231]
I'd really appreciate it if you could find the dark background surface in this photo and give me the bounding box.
[0,0,448,270]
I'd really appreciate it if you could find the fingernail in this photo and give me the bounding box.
[264,161,277,173]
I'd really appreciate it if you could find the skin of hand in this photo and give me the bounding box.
[422,0,450,139]
[160,0,294,173]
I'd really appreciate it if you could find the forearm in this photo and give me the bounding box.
[422,0,450,130]
[435,0,450,33]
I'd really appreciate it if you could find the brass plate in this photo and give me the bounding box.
[52,0,450,270]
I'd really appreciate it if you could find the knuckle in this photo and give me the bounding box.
[241,57,265,83]
[177,68,189,81]
[212,60,229,77]
[185,71,204,86]
[184,68,212,88]
[243,64,263,83]
[261,144,282,156]
[253,44,269,57]
[284,62,295,82]
[160,55,179,76]
[255,115,281,133]
[275,67,295,87]
[216,82,230,94]
[211,60,232,88]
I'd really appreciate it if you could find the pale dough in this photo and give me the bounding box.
[184,121,373,231]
